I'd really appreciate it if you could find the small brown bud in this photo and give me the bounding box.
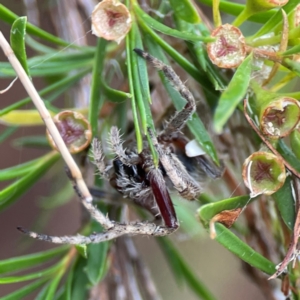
[260,97,300,139]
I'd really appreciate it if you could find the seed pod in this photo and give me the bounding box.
[242,151,286,197]
[47,111,92,154]
[250,81,300,139]
[260,97,300,139]
[207,24,246,68]
[91,0,132,44]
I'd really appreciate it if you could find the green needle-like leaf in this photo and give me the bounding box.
[169,0,201,24]
[89,38,107,138]
[283,58,300,77]
[0,127,17,143]
[12,135,50,148]
[0,261,62,284]
[126,27,143,153]
[196,0,275,23]
[0,4,70,47]
[0,68,90,116]
[0,157,42,181]
[57,261,74,300]
[250,0,298,40]
[283,44,300,56]
[137,18,216,93]
[213,53,253,134]
[0,52,94,78]
[129,23,148,134]
[0,151,60,211]
[134,4,212,42]
[272,177,295,231]
[10,17,29,76]
[0,246,68,275]
[35,283,51,300]
[75,245,88,259]
[0,278,48,300]
[44,268,65,300]
[102,82,131,103]
[0,69,89,117]
[71,257,89,300]
[86,222,109,285]
[214,223,277,275]
[130,21,159,165]
[198,195,251,224]
[277,140,300,173]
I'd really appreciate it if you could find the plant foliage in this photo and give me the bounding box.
[1,0,300,299]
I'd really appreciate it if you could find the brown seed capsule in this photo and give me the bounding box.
[260,97,300,139]
[91,0,132,44]
[207,24,246,68]
[47,111,92,154]
[242,151,286,197]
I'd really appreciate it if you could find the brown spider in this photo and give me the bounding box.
[18,49,221,245]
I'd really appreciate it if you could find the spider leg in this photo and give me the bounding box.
[17,220,176,245]
[18,166,176,245]
[148,129,201,200]
[109,126,141,165]
[134,49,196,140]
[91,138,110,179]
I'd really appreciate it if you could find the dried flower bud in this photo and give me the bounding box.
[209,208,242,239]
[242,151,286,197]
[91,0,131,44]
[260,97,300,139]
[47,111,92,154]
[207,24,246,68]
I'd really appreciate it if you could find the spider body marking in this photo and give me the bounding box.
[17,49,222,245]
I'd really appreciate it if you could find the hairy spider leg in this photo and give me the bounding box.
[17,222,176,245]
[148,129,201,200]
[109,126,141,165]
[17,167,176,244]
[133,49,196,141]
[91,138,110,179]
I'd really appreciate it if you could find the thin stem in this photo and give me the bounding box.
[232,8,251,27]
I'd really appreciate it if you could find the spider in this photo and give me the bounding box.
[17,49,221,245]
